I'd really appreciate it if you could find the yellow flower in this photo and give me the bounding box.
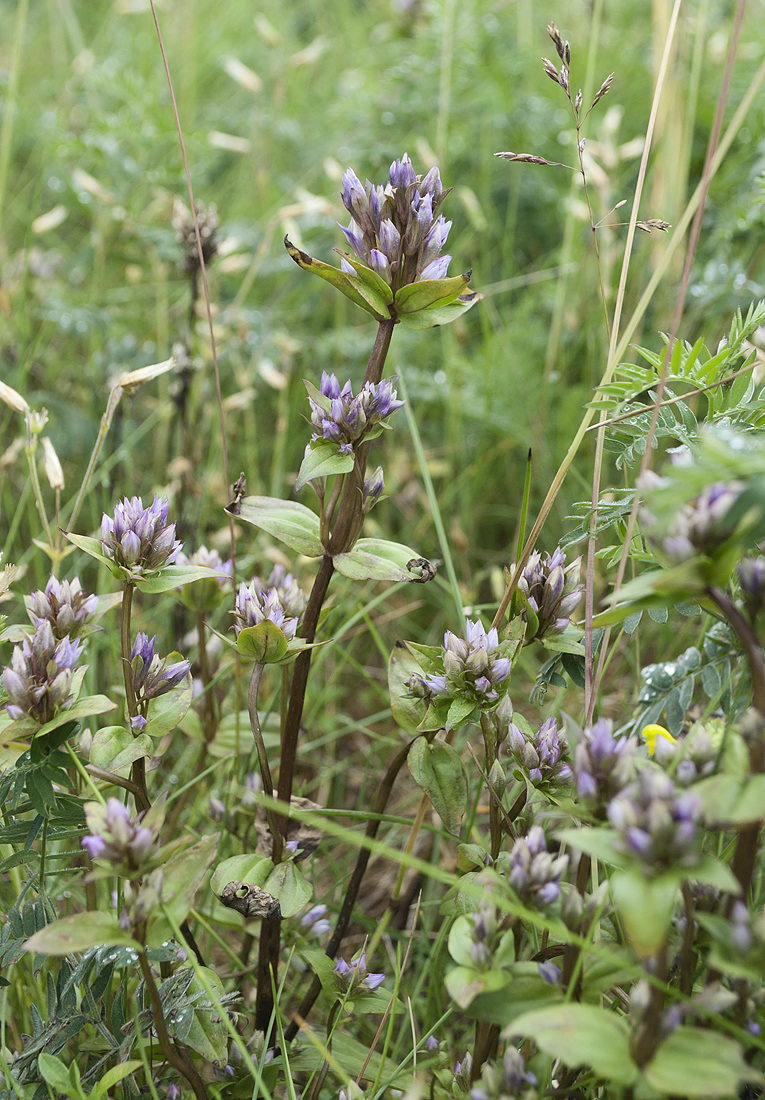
[642,724,676,755]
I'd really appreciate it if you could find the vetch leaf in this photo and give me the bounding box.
[408,737,466,835]
[296,441,355,491]
[225,495,323,557]
[506,1004,638,1086]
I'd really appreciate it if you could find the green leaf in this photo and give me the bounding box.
[174,968,228,1064]
[445,696,477,730]
[236,621,288,663]
[146,836,217,946]
[333,251,395,304]
[393,273,470,314]
[466,968,561,1026]
[225,495,323,557]
[64,533,124,579]
[24,912,141,956]
[445,964,510,1009]
[388,642,428,736]
[555,827,627,868]
[643,1027,760,1097]
[135,563,231,595]
[691,854,741,894]
[38,1054,84,1100]
[144,664,193,739]
[447,915,478,967]
[333,538,426,582]
[695,773,765,825]
[263,860,312,918]
[296,441,355,491]
[395,290,482,330]
[89,726,152,771]
[301,947,340,1003]
[611,869,678,957]
[506,1004,638,1086]
[2,695,116,746]
[210,854,274,897]
[285,237,391,320]
[92,1061,142,1098]
[408,737,466,835]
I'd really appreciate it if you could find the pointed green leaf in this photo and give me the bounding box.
[394,272,470,314]
[144,664,193,739]
[446,696,477,730]
[24,912,141,955]
[225,495,323,557]
[90,726,152,771]
[333,538,425,582]
[408,737,466,835]
[296,441,355,491]
[38,1054,83,1100]
[285,237,391,319]
[135,564,231,595]
[445,965,510,1009]
[64,533,124,578]
[92,1061,142,1098]
[506,1004,638,1086]
[146,836,217,946]
[333,250,394,304]
[396,291,482,330]
[611,869,678,957]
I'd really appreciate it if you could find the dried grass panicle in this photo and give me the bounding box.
[542,57,561,84]
[636,219,672,233]
[547,23,565,60]
[494,152,555,166]
[592,73,614,109]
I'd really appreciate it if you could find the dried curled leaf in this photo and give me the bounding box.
[219,881,281,920]
[253,796,323,861]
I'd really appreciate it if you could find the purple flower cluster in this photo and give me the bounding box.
[232,581,299,640]
[250,565,306,623]
[608,768,701,873]
[27,575,98,640]
[501,826,568,908]
[516,547,582,642]
[100,495,183,577]
[507,716,573,789]
[470,1047,538,1100]
[574,717,636,810]
[340,154,452,290]
[81,797,156,872]
[658,481,742,562]
[415,619,512,706]
[2,620,83,726]
[130,633,190,729]
[299,903,332,939]
[309,371,404,456]
[334,952,385,996]
[738,555,765,623]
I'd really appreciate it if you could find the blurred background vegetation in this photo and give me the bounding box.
[0,0,764,689]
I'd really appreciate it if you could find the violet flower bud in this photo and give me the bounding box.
[101,495,183,578]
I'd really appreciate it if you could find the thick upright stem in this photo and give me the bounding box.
[121,584,150,813]
[284,739,413,1042]
[708,587,765,907]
